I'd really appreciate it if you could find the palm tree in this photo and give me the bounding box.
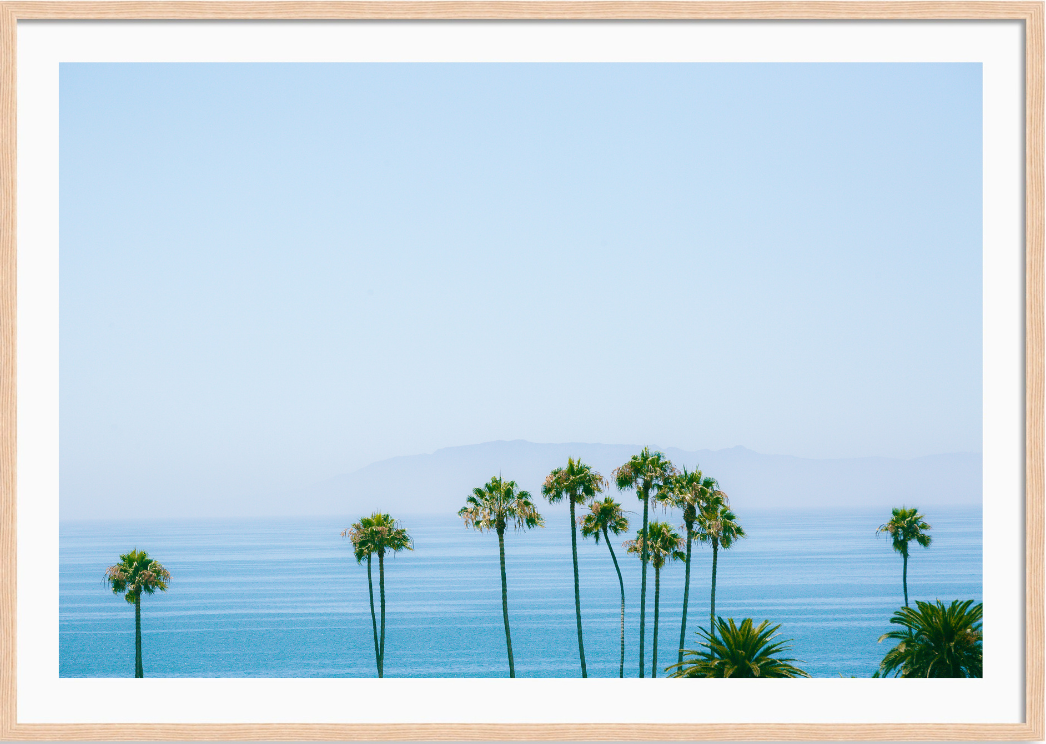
[625,521,684,678]
[694,490,744,637]
[877,507,932,607]
[103,549,171,678]
[459,475,545,678]
[542,457,605,678]
[343,513,412,677]
[877,599,982,677]
[668,617,810,678]
[659,466,720,666]
[613,447,677,677]
[579,496,630,677]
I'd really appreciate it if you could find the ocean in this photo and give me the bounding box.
[59,506,982,678]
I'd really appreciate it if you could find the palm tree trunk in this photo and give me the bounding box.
[710,540,719,639]
[603,526,626,679]
[902,551,909,607]
[367,554,381,677]
[652,564,660,678]
[569,498,587,678]
[498,528,516,678]
[639,486,650,678]
[678,527,693,666]
[378,550,386,677]
[134,593,143,678]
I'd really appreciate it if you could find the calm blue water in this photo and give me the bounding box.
[60,507,981,678]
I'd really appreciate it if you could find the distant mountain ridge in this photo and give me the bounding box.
[283,440,981,517]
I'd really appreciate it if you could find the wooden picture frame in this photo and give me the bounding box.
[0,2,1041,739]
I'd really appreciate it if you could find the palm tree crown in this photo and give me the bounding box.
[694,490,743,550]
[877,599,982,678]
[877,506,932,606]
[104,549,171,601]
[669,617,810,678]
[624,521,686,570]
[459,475,544,534]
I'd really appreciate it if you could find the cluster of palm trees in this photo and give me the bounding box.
[458,447,745,679]
[101,467,982,679]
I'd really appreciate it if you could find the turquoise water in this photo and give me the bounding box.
[59,507,981,678]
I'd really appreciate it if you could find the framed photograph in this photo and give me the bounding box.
[1,1,1042,740]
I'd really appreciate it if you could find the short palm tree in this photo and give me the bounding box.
[668,617,810,678]
[542,457,606,678]
[103,549,171,678]
[625,521,684,678]
[877,507,932,607]
[343,513,413,677]
[659,466,720,666]
[459,475,544,678]
[613,448,677,677]
[695,490,744,637]
[580,496,630,677]
[877,599,982,677]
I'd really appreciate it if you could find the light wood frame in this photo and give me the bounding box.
[0,3,1042,739]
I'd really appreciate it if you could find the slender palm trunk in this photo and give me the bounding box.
[378,550,386,677]
[639,486,650,678]
[710,540,719,638]
[134,593,143,678]
[652,564,661,678]
[902,550,909,607]
[603,526,626,678]
[569,499,587,678]
[498,528,515,678]
[678,527,694,666]
[367,555,381,677]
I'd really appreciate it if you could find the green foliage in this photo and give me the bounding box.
[624,521,685,569]
[579,496,629,544]
[343,512,413,560]
[612,447,677,501]
[542,457,606,506]
[694,491,745,550]
[459,475,545,534]
[103,549,171,604]
[659,466,720,530]
[877,507,932,557]
[668,617,810,678]
[877,599,983,678]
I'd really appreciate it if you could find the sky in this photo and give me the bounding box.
[59,62,983,517]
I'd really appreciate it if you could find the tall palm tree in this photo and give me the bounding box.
[668,617,810,678]
[625,521,684,678]
[694,490,744,637]
[459,475,544,678]
[613,447,677,677]
[877,599,982,678]
[877,507,932,607]
[579,496,630,677]
[343,513,412,677]
[542,457,605,678]
[103,549,171,678]
[659,466,720,665]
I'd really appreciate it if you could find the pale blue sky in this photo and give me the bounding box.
[60,63,982,514]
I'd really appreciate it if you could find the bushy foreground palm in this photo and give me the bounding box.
[694,490,744,636]
[625,521,684,677]
[877,507,932,607]
[613,448,677,677]
[343,513,413,677]
[103,549,171,678]
[543,457,606,678]
[668,617,810,678]
[580,496,630,677]
[659,466,719,665]
[877,599,982,678]
[460,475,544,677]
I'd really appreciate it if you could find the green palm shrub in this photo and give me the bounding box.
[669,617,809,678]
[877,599,982,678]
